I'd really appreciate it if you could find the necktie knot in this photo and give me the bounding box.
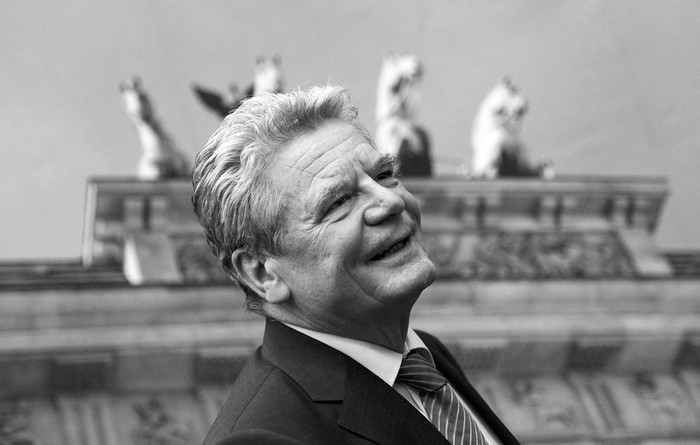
[397,349,447,393]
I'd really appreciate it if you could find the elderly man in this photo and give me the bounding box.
[192,86,519,445]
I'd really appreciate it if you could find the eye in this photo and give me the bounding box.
[376,170,395,181]
[327,195,349,213]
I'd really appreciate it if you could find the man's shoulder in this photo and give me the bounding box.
[203,348,277,444]
[203,346,343,445]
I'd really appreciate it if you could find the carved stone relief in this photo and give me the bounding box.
[477,376,591,436]
[131,398,197,445]
[425,231,635,279]
[596,373,699,432]
[0,399,32,444]
[633,374,699,430]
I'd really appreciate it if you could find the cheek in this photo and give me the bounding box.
[310,226,366,278]
[285,226,354,268]
[322,231,362,268]
[281,209,368,275]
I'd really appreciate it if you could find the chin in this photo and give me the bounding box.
[417,257,438,290]
[398,257,437,299]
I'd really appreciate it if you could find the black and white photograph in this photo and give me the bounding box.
[1,1,699,444]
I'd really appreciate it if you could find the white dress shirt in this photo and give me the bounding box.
[284,323,500,445]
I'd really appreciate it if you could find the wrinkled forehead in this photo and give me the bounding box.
[273,121,378,177]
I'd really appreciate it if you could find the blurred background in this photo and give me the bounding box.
[2,2,700,443]
[1,0,699,261]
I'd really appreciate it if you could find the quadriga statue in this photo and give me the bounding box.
[470,77,553,179]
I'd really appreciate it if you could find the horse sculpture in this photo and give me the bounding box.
[119,77,190,180]
[470,77,552,179]
[375,53,432,177]
[192,56,284,119]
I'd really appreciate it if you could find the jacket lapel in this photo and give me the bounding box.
[338,359,450,445]
[262,320,449,445]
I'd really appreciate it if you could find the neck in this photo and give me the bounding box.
[344,314,411,352]
[265,303,414,353]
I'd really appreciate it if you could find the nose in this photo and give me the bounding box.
[363,182,405,226]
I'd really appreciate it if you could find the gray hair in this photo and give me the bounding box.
[192,85,370,313]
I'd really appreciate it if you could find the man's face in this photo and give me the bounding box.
[265,120,436,332]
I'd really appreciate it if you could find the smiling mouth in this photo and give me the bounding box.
[370,236,410,261]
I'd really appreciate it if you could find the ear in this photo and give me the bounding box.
[231,249,290,304]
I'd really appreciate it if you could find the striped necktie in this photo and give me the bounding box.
[398,349,488,445]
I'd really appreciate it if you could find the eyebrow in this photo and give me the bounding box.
[313,181,348,216]
[375,154,399,174]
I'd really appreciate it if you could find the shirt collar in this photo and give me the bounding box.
[283,323,428,387]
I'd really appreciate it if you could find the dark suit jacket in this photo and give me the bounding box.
[203,320,520,445]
